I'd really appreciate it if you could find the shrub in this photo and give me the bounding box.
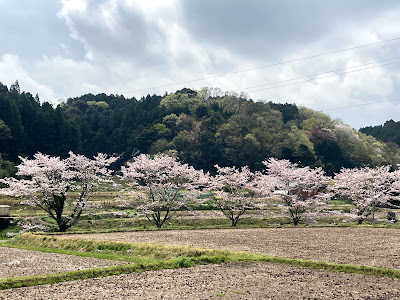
[387,211,397,223]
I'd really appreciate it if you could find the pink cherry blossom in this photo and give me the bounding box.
[0,152,117,231]
[211,165,260,226]
[331,165,399,224]
[121,153,207,228]
[260,158,330,225]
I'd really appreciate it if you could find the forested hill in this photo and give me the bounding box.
[0,82,398,177]
[360,120,400,149]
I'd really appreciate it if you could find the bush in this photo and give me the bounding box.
[387,211,397,223]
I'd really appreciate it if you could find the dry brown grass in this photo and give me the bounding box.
[71,227,400,269]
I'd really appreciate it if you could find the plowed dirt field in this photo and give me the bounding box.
[1,262,399,299]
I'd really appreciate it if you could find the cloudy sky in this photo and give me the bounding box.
[1,0,400,129]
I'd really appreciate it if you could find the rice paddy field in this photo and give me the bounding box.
[1,227,400,299]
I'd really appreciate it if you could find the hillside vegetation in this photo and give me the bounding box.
[0,82,398,176]
[360,120,400,149]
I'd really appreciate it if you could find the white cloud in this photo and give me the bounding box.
[0,54,56,102]
[32,55,102,99]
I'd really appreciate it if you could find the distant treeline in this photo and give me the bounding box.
[360,120,400,149]
[0,82,398,177]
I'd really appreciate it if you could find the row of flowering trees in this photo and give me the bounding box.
[1,152,399,231]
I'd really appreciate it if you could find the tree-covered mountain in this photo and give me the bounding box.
[0,82,398,177]
[360,120,400,150]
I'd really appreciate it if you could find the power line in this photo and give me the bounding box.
[234,56,400,92]
[246,59,400,93]
[122,35,400,95]
[321,99,400,112]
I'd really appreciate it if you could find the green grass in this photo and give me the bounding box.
[3,212,400,239]
[329,199,353,206]
[52,215,400,233]
[0,222,21,239]
[7,233,230,259]
[13,216,399,236]
[53,214,295,232]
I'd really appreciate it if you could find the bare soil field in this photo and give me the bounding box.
[0,247,127,278]
[1,261,399,299]
[71,227,400,269]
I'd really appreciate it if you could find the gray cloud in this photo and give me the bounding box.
[0,0,84,60]
[61,3,142,59]
[1,0,400,128]
[181,0,400,60]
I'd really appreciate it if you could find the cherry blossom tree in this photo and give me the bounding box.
[121,154,207,228]
[0,152,117,232]
[211,165,266,226]
[331,166,398,224]
[260,158,330,226]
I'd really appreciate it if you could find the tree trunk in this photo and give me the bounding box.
[57,221,69,232]
[231,218,238,227]
[372,200,375,222]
